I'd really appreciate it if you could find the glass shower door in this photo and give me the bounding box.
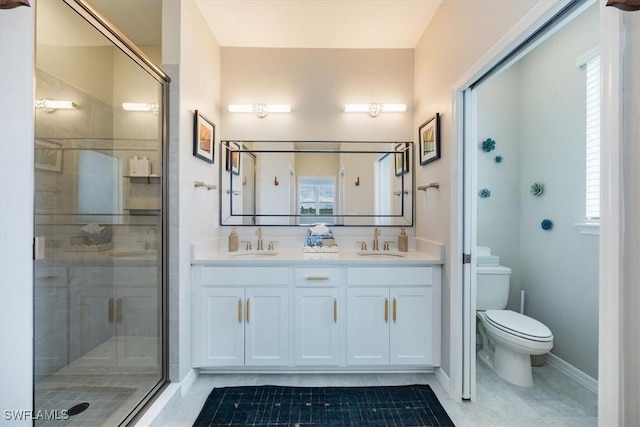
[34,1,168,425]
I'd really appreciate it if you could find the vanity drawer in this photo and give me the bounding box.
[347,267,432,286]
[197,266,288,286]
[294,267,343,287]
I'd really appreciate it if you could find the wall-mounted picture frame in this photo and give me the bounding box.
[193,110,215,163]
[394,142,409,176]
[419,113,440,165]
[226,141,241,175]
[35,139,63,172]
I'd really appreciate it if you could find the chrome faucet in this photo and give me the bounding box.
[255,227,264,251]
[372,227,381,251]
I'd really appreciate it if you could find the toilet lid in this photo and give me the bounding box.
[485,310,553,341]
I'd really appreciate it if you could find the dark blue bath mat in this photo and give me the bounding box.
[193,384,455,426]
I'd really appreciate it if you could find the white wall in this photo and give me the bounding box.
[220,48,414,142]
[414,0,541,377]
[475,3,600,379]
[518,5,599,378]
[166,0,222,382]
[476,64,522,311]
[0,5,35,426]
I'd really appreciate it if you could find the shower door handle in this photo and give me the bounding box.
[108,298,114,323]
[115,298,123,323]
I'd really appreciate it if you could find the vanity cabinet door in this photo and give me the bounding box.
[196,288,245,367]
[244,287,289,366]
[389,287,432,365]
[294,288,342,366]
[347,288,390,365]
[195,287,289,367]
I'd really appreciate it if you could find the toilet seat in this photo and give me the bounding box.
[484,310,553,342]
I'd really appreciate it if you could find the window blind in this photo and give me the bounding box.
[585,55,600,219]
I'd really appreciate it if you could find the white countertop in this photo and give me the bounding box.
[191,248,442,266]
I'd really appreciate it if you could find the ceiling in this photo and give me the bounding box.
[89,0,441,49]
[194,1,442,49]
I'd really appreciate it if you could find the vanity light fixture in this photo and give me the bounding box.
[228,104,292,118]
[35,99,77,113]
[344,103,407,118]
[122,102,159,113]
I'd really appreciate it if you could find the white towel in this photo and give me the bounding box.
[477,255,500,267]
[476,246,491,256]
[310,224,330,235]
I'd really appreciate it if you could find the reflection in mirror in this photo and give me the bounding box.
[78,150,122,214]
[241,150,256,224]
[220,141,413,226]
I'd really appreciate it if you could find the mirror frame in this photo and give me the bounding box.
[219,141,414,227]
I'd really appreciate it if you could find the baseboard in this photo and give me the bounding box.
[135,383,181,427]
[181,368,199,397]
[134,369,199,427]
[545,352,598,394]
[434,367,452,397]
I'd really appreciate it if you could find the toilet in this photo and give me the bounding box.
[476,247,553,387]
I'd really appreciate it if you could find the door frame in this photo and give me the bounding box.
[449,0,622,416]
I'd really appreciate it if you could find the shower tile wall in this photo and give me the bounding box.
[34,69,161,382]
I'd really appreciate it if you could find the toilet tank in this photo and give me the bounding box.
[476,266,512,310]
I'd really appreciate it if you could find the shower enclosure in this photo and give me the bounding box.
[33,1,168,425]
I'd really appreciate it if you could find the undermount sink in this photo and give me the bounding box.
[230,251,279,257]
[356,251,406,257]
[111,250,157,258]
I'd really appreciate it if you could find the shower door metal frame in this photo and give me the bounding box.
[39,1,170,424]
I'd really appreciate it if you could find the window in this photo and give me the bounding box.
[583,52,600,220]
[299,177,335,216]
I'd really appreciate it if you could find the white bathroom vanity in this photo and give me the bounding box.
[191,246,442,373]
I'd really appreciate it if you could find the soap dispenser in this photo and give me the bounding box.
[140,156,150,176]
[130,156,140,177]
[228,227,239,252]
[398,227,408,252]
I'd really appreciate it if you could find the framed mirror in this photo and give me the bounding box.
[220,141,414,226]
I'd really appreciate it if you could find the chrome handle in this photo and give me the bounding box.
[238,298,243,323]
[246,298,250,323]
[333,298,338,323]
[108,298,114,323]
[393,298,397,322]
[356,241,367,251]
[306,275,329,281]
[194,181,216,190]
[384,298,389,322]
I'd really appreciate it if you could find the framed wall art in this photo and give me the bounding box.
[226,141,241,175]
[419,113,440,165]
[394,142,409,176]
[35,139,63,172]
[193,110,215,163]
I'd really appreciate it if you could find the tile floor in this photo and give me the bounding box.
[155,362,597,426]
[34,337,162,427]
